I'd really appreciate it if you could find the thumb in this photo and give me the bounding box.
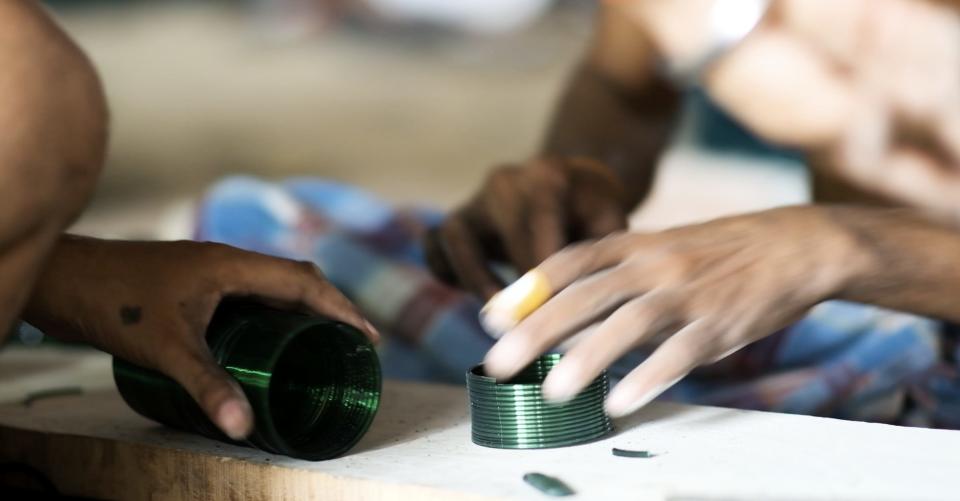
[161,343,254,440]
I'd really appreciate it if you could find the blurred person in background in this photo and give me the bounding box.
[427,0,960,424]
[0,0,377,441]
[251,0,555,40]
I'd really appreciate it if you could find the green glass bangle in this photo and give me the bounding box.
[113,301,381,460]
[466,354,613,449]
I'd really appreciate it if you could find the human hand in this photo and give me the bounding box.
[481,206,871,417]
[24,236,378,439]
[611,0,960,217]
[424,157,629,300]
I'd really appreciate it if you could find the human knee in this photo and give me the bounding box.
[0,2,108,228]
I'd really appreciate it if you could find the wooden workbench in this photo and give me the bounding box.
[0,346,957,500]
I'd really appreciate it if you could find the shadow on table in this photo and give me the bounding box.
[612,400,746,437]
[350,380,468,454]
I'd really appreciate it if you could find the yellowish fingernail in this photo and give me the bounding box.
[479,270,551,336]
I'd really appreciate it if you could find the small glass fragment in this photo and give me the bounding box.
[523,472,575,497]
[612,447,656,458]
[22,386,83,406]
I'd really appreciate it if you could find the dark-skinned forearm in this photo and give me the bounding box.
[21,235,103,343]
[830,206,960,324]
[541,63,680,210]
[539,5,681,210]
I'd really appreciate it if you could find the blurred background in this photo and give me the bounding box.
[51,0,806,241]
[52,0,592,238]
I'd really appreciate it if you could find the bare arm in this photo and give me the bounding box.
[542,8,681,207]
[424,7,681,298]
[834,207,960,322]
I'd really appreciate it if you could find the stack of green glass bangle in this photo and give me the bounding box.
[466,354,613,449]
[114,301,382,461]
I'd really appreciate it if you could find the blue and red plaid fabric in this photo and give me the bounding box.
[196,176,960,429]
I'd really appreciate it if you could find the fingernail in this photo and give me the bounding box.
[363,319,381,342]
[479,270,551,336]
[479,304,514,338]
[483,333,530,379]
[541,364,582,403]
[605,376,684,418]
[711,343,745,363]
[217,399,253,440]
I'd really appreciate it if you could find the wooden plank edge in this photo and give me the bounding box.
[0,424,500,501]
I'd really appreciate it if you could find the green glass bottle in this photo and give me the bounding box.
[113,301,381,460]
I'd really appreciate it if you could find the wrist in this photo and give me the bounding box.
[22,235,100,341]
[814,206,884,300]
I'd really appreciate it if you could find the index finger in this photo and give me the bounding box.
[487,159,568,271]
[605,319,719,417]
[480,234,637,334]
[435,215,505,300]
[216,247,380,343]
